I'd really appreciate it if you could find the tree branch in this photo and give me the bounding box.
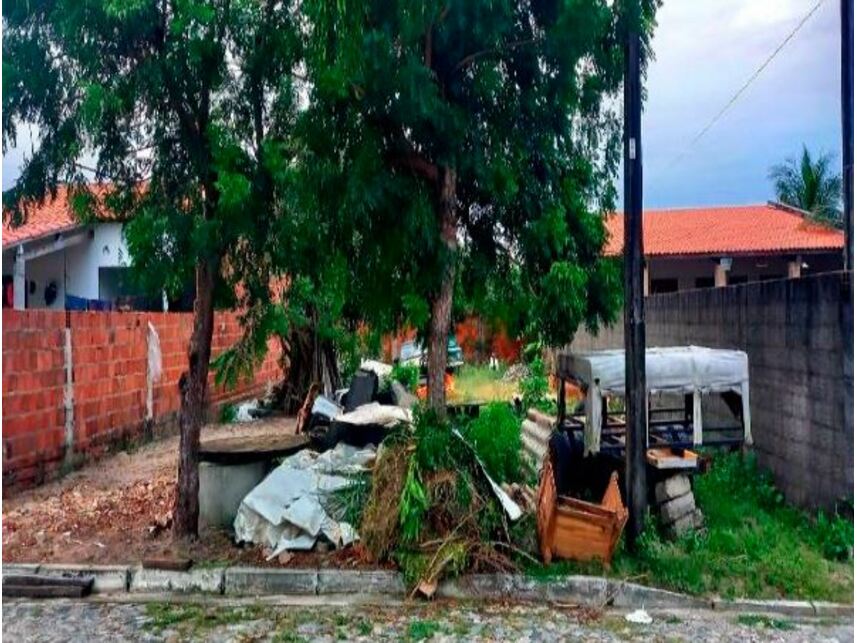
[452,37,541,75]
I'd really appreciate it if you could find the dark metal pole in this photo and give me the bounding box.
[842,0,853,271]
[623,0,647,551]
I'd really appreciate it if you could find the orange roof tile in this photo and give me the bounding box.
[2,184,119,249]
[604,203,844,258]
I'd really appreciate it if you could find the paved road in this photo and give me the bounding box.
[3,598,852,642]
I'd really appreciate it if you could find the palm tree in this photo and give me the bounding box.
[769,145,843,227]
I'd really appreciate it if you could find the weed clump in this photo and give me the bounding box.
[360,404,528,592]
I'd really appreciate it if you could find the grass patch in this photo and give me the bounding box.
[143,602,266,635]
[527,452,853,603]
[450,365,517,403]
[736,613,796,631]
[408,618,442,640]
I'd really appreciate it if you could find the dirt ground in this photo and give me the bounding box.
[2,415,382,569]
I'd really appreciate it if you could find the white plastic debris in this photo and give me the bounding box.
[452,428,522,521]
[359,359,393,383]
[337,402,412,427]
[233,443,376,557]
[625,608,653,625]
[311,395,343,421]
[234,400,260,422]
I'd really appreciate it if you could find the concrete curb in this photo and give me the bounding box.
[6,565,851,618]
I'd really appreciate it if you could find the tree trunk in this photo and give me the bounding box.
[172,258,216,539]
[426,167,457,415]
[279,316,341,415]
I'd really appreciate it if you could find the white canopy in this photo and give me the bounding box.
[557,346,752,454]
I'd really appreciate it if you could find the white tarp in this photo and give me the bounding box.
[560,346,751,454]
[233,443,375,558]
[337,402,412,427]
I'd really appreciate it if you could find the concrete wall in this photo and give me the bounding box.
[566,271,853,511]
[2,309,283,494]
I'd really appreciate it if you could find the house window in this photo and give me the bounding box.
[694,277,714,289]
[649,278,679,294]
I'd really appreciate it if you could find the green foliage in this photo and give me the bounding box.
[520,356,551,413]
[736,614,796,631]
[814,510,854,562]
[769,145,843,226]
[464,402,521,484]
[326,473,372,528]
[604,452,853,602]
[398,459,429,544]
[218,404,237,424]
[390,363,420,392]
[412,407,465,473]
[407,619,443,641]
[299,0,660,358]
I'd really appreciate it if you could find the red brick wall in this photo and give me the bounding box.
[2,309,282,492]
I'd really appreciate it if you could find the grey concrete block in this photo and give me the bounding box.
[130,566,224,593]
[2,563,41,575]
[655,475,691,504]
[199,460,267,529]
[317,570,404,595]
[224,567,318,595]
[667,508,704,539]
[391,381,418,409]
[659,492,696,524]
[40,564,130,593]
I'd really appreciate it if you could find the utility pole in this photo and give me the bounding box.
[842,0,853,271]
[623,0,647,551]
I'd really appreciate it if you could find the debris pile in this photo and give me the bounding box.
[359,405,532,596]
[233,443,377,557]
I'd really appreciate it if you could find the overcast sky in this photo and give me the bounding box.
[2,0,844,209]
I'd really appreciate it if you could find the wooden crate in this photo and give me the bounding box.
[537,459,628,564]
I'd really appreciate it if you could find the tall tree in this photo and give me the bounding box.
[770,145,844,226]
[3,0,300,538]
[301,0,658,413]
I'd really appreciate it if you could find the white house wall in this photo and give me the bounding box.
[3,222,131,309]
[64,223,128,300]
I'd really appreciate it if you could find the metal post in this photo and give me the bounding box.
[623,0,648,550]
[842,0,853,270]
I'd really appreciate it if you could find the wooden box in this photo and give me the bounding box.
[537,459,628,564]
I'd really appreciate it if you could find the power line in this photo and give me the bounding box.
[655,0,826,176]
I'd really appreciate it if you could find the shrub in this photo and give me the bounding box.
[464,402,522,484]
[520,355,550,412]
[390,362,420,391]
[814,510,854,562]
[219,404,237,424]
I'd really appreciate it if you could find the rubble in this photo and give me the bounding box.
[233,443,376,558]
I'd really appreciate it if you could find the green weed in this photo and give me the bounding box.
[605,452,854,602]
[463,401,522,483]
[736,614,796,630]
[408,618,442,640]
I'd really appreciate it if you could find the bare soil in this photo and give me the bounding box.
[2,415,384,569]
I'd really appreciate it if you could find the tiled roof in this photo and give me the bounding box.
[2,185,117,249]
[604,203,845,257]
